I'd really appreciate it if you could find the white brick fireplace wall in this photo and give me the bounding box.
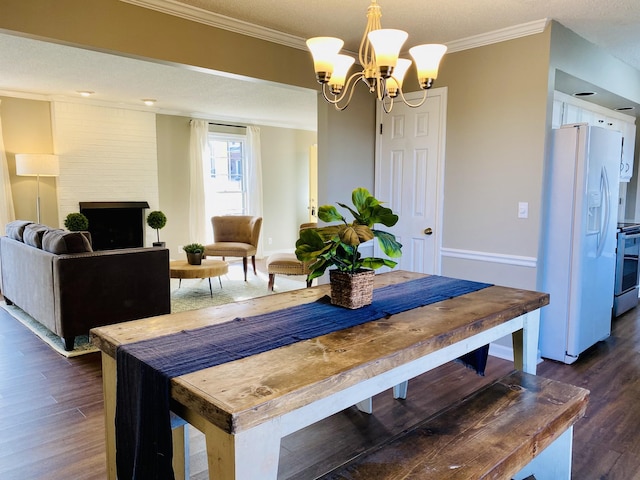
[51,101,160,242]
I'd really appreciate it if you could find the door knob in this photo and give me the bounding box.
[424,228,433,235]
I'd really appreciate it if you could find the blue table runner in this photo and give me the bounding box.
[115,275,491,479]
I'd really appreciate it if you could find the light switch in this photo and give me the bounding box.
[518,202,528,219]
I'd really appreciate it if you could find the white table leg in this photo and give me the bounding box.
[101,353,117,480]
[513,310,540,374]
[355,397,373,413]
[204,420,282,480]
[393,381,408,399]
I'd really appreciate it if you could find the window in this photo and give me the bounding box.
[205,132,247,216]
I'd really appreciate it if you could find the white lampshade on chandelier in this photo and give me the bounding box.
[306,0,447,112]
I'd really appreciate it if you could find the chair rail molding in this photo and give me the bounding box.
[440,247,537,268]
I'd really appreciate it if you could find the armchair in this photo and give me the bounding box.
[204,215,262,281]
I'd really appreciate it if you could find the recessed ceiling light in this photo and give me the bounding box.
[572,91,596,97]
[142,99,156,106]
[77,90,94,97]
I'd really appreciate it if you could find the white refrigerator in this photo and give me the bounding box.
[539,123,622,364]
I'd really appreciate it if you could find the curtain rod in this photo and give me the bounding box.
[209,122,247,129]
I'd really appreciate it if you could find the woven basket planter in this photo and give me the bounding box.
[329,269,375,309]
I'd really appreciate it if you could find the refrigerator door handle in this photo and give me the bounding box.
[596,165,610,258]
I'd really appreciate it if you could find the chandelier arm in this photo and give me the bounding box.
[382,95,394,114]
[396,87,429,108]
[321,72,366,111]
[376,77,386,101]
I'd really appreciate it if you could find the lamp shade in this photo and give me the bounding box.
[328,54,356,89]
[386,58,412,95]
[15,154,59,177]
[306,37,344,75]
[367,29,408,71]
[409,44,448,80]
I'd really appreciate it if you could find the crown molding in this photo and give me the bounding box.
[446,18,550,53]
[122,1,550,54]
[121,0,306,50]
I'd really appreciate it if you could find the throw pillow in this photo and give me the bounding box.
[5,220,33,241]
[42,230,93,254]
[22,223,50,249]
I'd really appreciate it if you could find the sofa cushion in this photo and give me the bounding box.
[5,220,33,241]
[42,230,93,254]
[22,223,50,249]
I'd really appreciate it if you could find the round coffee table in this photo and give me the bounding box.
[170,259,229,297]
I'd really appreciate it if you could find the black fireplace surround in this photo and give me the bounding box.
[79,201,149,251]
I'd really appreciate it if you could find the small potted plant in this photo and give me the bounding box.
[295,187,402,309]
[146,210,167,247]
[183,243,205,265]
[64,212,89,232]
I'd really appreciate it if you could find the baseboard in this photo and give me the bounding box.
[489,342,543,365]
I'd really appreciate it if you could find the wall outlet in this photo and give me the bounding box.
[268,237,273,245]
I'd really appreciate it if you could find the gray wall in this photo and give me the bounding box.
[155,114,317,259]
[436,29,551,290]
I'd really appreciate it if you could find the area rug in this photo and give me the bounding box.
[2,262,308,357]
[170,261,307,313]
[1,301,100,358]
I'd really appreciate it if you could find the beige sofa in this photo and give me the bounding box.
[0,220,171,350]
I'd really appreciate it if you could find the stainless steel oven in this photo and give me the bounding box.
[614,223,640,317]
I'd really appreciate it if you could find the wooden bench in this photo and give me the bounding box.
[320,371,589,480]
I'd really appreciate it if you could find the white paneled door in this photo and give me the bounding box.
[375,88,447,274]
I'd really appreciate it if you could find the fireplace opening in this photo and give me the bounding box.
[79,201,150,250]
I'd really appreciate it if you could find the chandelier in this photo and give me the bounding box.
[306,0,447,113]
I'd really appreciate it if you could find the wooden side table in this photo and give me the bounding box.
[169,259,229,297]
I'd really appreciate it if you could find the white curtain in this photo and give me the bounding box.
[0,100,16,235]
[246,126,264,258]
[189,119,209,244]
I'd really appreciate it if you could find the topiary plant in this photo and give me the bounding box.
[146,210,167,243]
[64,212,89,232]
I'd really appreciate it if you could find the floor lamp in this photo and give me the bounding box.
[15,154,60,223]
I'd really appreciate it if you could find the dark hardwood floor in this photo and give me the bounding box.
[1,295,640,479]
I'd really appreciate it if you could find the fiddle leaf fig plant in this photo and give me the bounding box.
[295,187,402,281]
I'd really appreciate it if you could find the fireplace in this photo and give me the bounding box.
[79,201,150,250]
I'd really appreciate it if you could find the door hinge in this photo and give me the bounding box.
[380,123,383,135]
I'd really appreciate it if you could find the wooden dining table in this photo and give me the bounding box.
[91,270,549,480]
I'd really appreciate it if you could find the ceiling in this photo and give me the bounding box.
[1,0,639,129]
